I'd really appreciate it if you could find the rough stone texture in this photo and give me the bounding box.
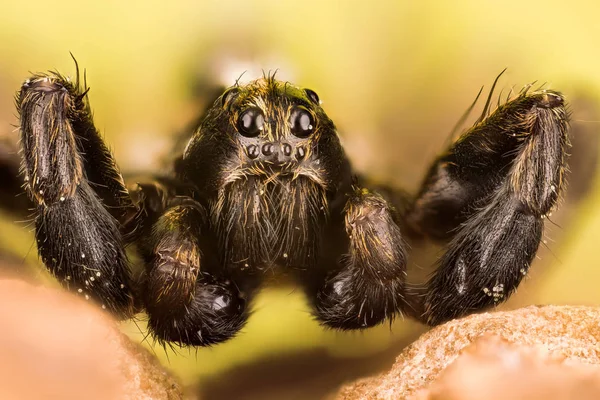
[413,335,600,400]
[336,305,600,400]
[0,279,184,400]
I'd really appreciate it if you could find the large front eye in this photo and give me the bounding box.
[290,107,315,138]
[237,108,265,137]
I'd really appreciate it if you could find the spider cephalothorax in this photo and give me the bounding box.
[178,77,347,273]
[2,65,570,347]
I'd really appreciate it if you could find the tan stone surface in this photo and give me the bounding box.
[415,335,600,400]
[336,305,600,400]
[0,279,183,400]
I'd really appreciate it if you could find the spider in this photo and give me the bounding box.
[6,64,569,347]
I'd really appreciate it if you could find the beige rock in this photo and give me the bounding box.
[0,279,184,400]
[336,305,600,400]
[415,335,600,400]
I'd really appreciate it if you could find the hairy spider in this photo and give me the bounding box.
[5,65,569,346]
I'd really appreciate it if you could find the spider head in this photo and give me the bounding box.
[180,76,346,195]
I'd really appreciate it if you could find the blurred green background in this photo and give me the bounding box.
[1,1,599,399]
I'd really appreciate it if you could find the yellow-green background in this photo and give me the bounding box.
[0,1,599,398]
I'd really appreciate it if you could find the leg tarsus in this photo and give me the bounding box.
[146,274,248,346]
[37,181,134,316]
[310,188,408,329]
[141,202,251,346]
[422,189,542,325]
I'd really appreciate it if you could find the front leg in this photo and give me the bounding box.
[18,73,138,316]
[133,184,254,346]
[410,89,570,325]
[308,188,408,329]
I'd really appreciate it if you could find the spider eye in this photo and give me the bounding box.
[237,108,265,137]
[290,107,315,138]
[304,89,320,105]
[221,87,240,108]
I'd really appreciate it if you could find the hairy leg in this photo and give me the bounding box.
[131,181,254,346]
[306,187,408,329]
[18,73,138,316]
[405,88,569,324]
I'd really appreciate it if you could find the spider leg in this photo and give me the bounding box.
[18,74,138,316]
[305,187,408,329]
[408,89,569,325]
[130,181,254,346]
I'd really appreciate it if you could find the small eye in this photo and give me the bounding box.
[221,87,240,108]
[237,108,265,137]
[304,89,320,105]
[290,107,315,138]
